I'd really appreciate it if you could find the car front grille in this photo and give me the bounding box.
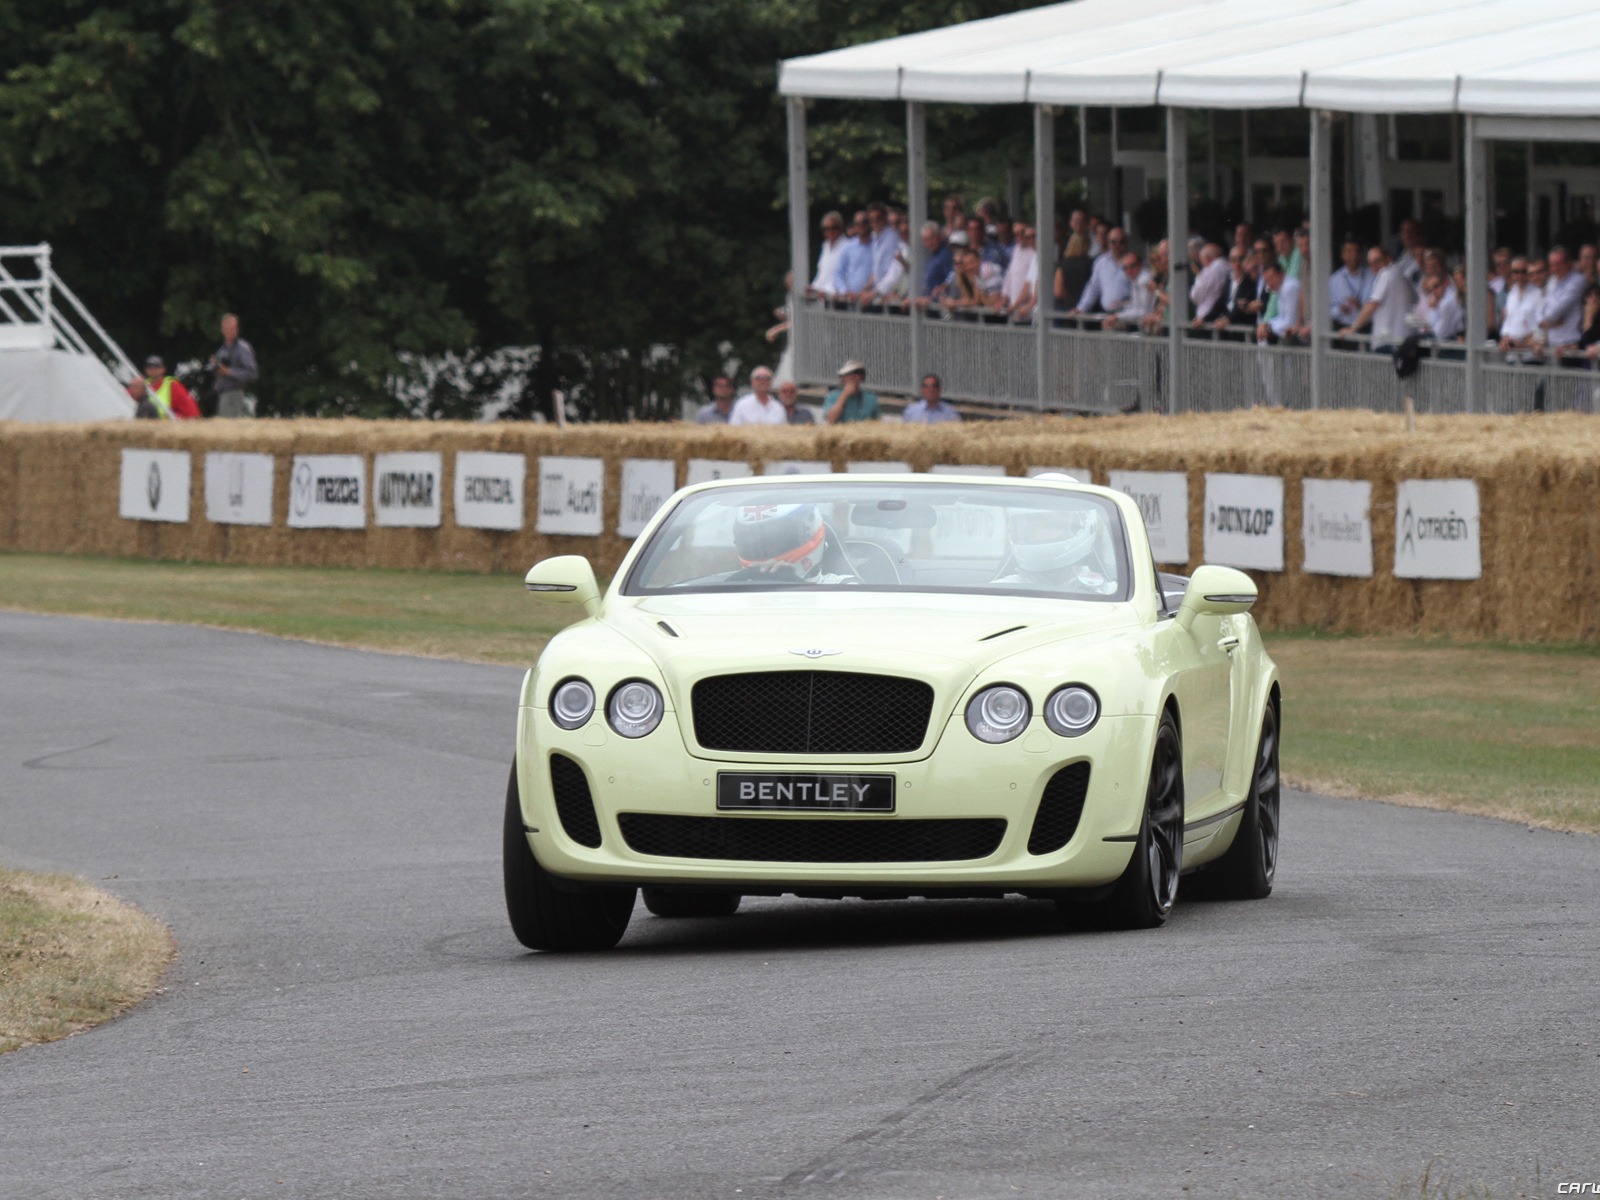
[1027,762,1091,855]
[617,814,1006,863]
[550,753,602,848]
[691,671,935,755]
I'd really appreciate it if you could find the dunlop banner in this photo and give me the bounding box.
[289,454,366,529]
[1204,473,1285,572]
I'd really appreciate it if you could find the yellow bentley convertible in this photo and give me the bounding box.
[505,473,1280,950]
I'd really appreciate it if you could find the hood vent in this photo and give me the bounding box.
[656,620,681,638]
[978,625,1027,641]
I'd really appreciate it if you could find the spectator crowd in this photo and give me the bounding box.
[801,194,1600,369]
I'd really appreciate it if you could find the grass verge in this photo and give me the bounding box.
[2,552,1597,834]
[0,867,174,1054]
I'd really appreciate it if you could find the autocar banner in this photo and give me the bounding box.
[373,452,443,528]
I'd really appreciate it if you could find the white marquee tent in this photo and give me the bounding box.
[776,0,1600,413]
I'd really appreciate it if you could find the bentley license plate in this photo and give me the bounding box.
[716,772,895,812]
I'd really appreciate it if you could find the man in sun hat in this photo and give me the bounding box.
[822,359,880,424]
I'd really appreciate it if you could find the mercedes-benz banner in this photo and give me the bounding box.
[536,456,604,536]
[617,459,677,538]
[204,452,274,526]
[1204,473,1284,572]
[1108,470,1189,566]
[1394,479,1481,580]
[119,449,191,523]
[373,452,443,528]
[288,454,366,529]
[454,452,526,531]
[1301,478,1373,577]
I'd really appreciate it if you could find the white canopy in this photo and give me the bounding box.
[778,0,1600,116]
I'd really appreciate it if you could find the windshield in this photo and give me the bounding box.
[624,481,1132,601]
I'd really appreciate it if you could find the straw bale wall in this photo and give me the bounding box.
[1,412,1597,641]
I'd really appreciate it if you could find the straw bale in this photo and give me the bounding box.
[3,411,1599,642]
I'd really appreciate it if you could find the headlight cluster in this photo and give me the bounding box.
[548,677,664,738]
[965,683,1099,742]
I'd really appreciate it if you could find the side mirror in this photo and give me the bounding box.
[1174,564,1257,630]
[524,555,601,618]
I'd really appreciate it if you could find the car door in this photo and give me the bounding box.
[1162,609,1232,815]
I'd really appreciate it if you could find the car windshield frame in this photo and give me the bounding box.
[621,479,1135,603]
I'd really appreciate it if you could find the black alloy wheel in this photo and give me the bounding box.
[503,760,636,952]
[1206,700,1280,900]
[1097,710,1184,929]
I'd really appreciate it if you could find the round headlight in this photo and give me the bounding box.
[607,680,664,739]
[965,684,1031,744]
[550,678,596,729]
[1044,685,1099,736]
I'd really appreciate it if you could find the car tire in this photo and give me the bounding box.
[1204,700,1280,900]
[503,761,635,952]
[642,890,742,919]
[1096,710,1184,930]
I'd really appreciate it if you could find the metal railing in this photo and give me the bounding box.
[792,299,1598,416]
[0,243,138,382]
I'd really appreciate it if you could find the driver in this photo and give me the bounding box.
[728,502,859,584]
[994,505,1117,594]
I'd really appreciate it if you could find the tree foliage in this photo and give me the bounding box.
[0,0,1036,419]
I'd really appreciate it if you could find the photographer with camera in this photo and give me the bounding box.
[208,313,259,417]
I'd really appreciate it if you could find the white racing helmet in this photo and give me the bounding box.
[1009,505,1099,575]
[733,502,827,578]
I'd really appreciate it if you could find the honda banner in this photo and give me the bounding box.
[454,452,526,531]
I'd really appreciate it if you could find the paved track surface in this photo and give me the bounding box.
[2,612,1597,1199]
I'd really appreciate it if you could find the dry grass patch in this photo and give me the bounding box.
[0,867,173,1054]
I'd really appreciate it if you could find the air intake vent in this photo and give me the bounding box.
[1027,762,1091,855]
[618,814,1005,863]
[692,671,934,755]
[550,754,602,848]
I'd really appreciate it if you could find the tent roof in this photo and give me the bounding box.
[778,0,1600,116]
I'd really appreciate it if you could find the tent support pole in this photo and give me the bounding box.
[1464,116,1488,416]
[907,102,927,392]
[787,97,809,374]
[1166,106,1187,415]
[1035,104,1056,411]
[1309,109,1332,411]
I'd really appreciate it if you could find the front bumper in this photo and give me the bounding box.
[514,704,1150,892]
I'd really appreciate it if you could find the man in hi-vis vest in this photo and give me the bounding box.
[139,355,200,420]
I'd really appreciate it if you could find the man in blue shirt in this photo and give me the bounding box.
[1329,237,1373,330]
[866,203,902,297]
[833,212,874,302]
[901,374,961,424]
[918,223,954,299]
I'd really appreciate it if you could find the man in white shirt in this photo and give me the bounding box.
[1497,257,1543,358]
[809,212,846,298]
[1538,245,1586,353]
[729,367,787,425]
[1256,261,1302,344]
[1104,254,1154,331]
[1067,227,1131,318]
[1416,277,1463,342]
[1341,246,1416,352]
[1001,223,1039,321]
[1328,238,1373,328]
[1188,243,1229,325]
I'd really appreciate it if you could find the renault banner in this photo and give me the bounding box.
[119,449,191,523]
[204,452,274,526]
[288,454,366,529]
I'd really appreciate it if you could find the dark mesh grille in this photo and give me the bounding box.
[692,671,934,755]
[550,753,602,848]
[618,814,1005,863]
[1027,762,1091,855]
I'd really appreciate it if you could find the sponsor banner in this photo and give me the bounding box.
[618,458,677,538]
[1108,470,1189,565]
[1394,479,1481,580]
[204,452,274,526]
[119,449,191,523]
[685,459,753,486]
[1302,478,1373,577]
[929,463,1006,477]
[1204,473,1284,571]
[763,460,831,476]
[846,461,913,473]
[453,452,525,531]
[536,456,604,536]
[288,454,366,529]
[373,452,443,528]
[1027,466,1092,483]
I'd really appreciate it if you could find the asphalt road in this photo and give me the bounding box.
[2,612,1596,1199]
